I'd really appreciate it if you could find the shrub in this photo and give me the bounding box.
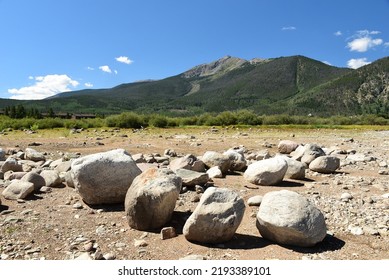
[105,112,144,128]
[149,115,168,128]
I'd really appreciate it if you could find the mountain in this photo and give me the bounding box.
[1,55,388,117]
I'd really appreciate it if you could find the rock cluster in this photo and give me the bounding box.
[1,130,388,260]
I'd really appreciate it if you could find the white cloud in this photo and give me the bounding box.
[347,30,383,52]
[87,66,95,71]
[84,82,93,88]
[322,61,332,66]
[99,65,112,73]
[8,74,79,100]
[334,31,342,36]
[347,58,371,69]
[115,56,133,64]
[347,37,383,52]
[384,42,389,47]
[281,26,296,31]
[114,70,118,75]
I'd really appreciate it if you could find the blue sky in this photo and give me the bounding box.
[1,0,388,100]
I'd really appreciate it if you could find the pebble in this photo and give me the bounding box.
[72,202,83,209]
[134,239,148,248]
[247,195,263,206]
[341,192,353,202]
[160,227,177,240]
[104,253,116,260]
[348,225,364,235]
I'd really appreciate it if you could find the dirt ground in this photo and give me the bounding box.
[0,126,388,260]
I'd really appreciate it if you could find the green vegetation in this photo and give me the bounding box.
[1,111,388,132]
[0,55,388,118]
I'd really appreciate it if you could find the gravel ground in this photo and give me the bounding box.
[0,127,388,260]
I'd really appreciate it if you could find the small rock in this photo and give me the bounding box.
[341,192,353,202]
[160,227,177,240]
[103,253,116,260]
[73,202,83,209]
[206,166,223,178]
[247,195,263,206]
[348,225,364,235]
[134,239,148,247]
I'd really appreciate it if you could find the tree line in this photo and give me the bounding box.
[3,105,55,119]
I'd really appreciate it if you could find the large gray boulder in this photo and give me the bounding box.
[175,169,209,187]
[169,154,205,172]
[201,151,231,174]
[223,150,247,171]
[71,149,141,205]
[244,157,288,185]
[25,148,46,162]
[21,171,46,191]
[183,187,245,244]
[125,167,182,230]
[309,156,340,173]
[280,156,306,179]
[295,144,326,166]
[40,170,62,188]
[1,158,23,173]
[278,140,299,154]
[2,180,34,200]
[256,190,327,247]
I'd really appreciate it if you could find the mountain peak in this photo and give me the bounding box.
[182,56,247,78]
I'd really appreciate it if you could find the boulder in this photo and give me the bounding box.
[169,154,205,172]
[21,171,46,191]
[244,157,288,185]
[256,190,327,247]
[346,153,375,163]
[206,166,223,178]
[223,150,247,171]
[125,167,182,230]
[2,180,34,200]
[299,144,326,166]
[132,153,146,163]
[54,160,72,173]
[175,169,209,187]
[64,171,75,188]
[40,170,62,188]
[4,171,27,181]
[201,151,231,174]
[280,156,306,179]
[0,148,5,161]
[1,158,23,173]
[25,148,46,162]
[71,149,142,205]
[309,156,340,173]
[278,140,299,154]
[183,187,245,243]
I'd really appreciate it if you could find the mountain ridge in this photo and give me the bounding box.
[1,55,388,117]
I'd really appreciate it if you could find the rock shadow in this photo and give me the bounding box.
[167,210,192,235]
[26,194,44,201]
[276,180,305,187]
[87,202,125,212]
[0,204,9,212]
[220,233,273,250]
[185,233,272,250]
[279,234,346,254]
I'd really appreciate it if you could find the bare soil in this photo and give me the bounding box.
[0,127,388,260]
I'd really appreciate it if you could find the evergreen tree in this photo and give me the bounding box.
[48,108,55,118]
